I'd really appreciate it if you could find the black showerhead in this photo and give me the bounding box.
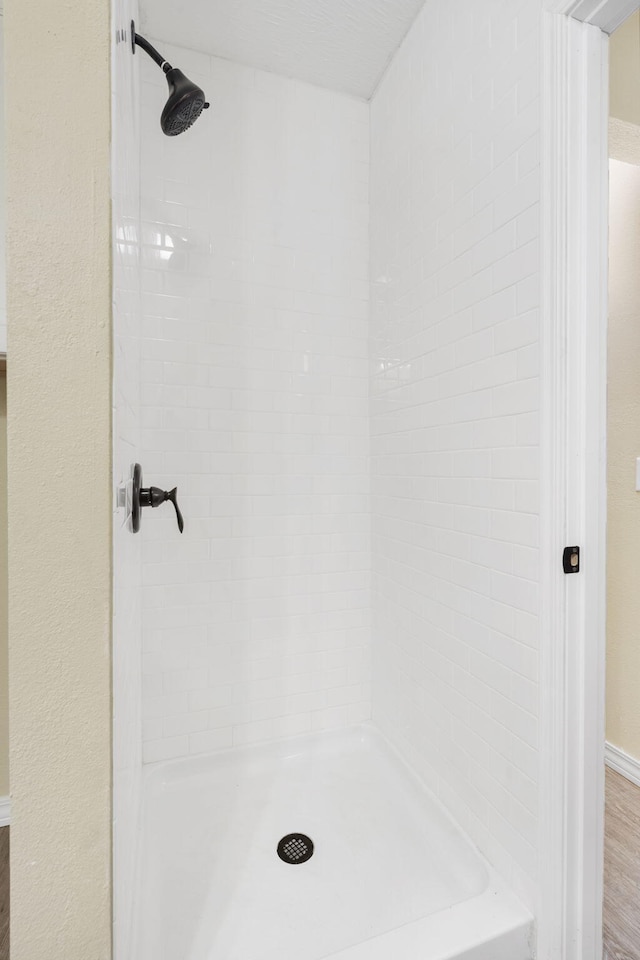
[161,68,208,137]
[132,25,209,137]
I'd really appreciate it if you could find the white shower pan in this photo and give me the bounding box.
[133,726,532,960]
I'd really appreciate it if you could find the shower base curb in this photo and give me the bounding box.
[321,883,532,960]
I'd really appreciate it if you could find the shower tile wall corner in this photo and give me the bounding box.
[112,1,142,957]
[370,0,541,911]
[139,49,371,762]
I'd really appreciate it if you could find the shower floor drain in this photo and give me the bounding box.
[277,833,314,864]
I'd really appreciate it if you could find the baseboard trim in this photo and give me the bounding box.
[0,796,11,827]
[605,742,640,788]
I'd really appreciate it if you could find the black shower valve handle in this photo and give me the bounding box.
[131,465,184,534]
[140,485,185,533]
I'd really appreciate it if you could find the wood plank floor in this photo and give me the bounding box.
[604,768,640,960]
[0,827,8,959]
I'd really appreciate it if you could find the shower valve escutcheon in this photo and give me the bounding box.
[131,463,184,534]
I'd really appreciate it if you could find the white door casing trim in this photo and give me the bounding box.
[539,8,610,960]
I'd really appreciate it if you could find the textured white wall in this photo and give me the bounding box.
[0,15,5,355]
[6,0,112,955]
[610,11,640,126]
[607,157,640,764]
[0,371,6,799]
[370,0,541,910]
[138,48,371,763]
[112,3,141,958]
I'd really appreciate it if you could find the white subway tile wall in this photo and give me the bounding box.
[370,0,540,910]
[112,3,142,957]
[139,48,371,762]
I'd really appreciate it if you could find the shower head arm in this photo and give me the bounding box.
[132,27,172,74]
[130,20,210,137]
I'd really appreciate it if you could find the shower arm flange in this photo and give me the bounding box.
[131,21,172,74]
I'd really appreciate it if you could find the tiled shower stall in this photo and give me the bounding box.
[113,0,542,956]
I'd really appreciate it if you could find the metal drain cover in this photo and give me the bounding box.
[277,833,314,864]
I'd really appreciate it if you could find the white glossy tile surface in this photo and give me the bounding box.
[138,50,371,762]
[134,726,531,960]
[370,0,541,911]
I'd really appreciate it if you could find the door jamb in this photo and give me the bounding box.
[540,1,637,956]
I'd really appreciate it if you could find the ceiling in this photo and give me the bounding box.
[139,0,427,100]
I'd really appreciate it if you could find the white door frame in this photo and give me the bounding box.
[540,2,637,958]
